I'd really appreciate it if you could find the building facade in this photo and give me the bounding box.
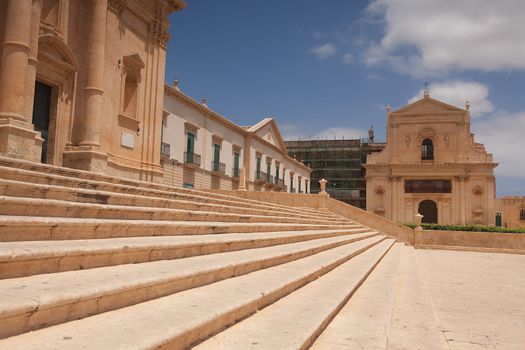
[496,197,525,228]
[162,83,312,192]
[366,93,498,225]
[285,138,385,208]
[0,0,185,181]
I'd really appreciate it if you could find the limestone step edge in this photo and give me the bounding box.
[310,242,405,349]
[0,160,327,217]
[0,196,351,225]
[0,233,379,339]
[0,177,342,222]
[0,235,386,349]
[0,216,360,242]
[195,238,396,350]
[0,228,375,279]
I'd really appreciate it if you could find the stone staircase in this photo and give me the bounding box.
[0,157,401,349]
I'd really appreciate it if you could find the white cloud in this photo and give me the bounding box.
[367,73,385,81]
[365,0,525,75]
[409,81,494,117]
[472,111,525,178]
[311,43,337,60]
[314,127,367,140]
[342,53,353,64]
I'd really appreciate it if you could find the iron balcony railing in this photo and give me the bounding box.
[184,152,201,166]
[211,161,226,174]
[276,178,285,187]
[290,187,296,193]
[160,142,170,158]
[255,171,273,184]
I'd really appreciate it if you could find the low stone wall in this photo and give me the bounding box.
[323,197,415,245]
[193,189,525,252]
[415,229,525,253]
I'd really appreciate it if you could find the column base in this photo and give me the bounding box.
[0,118,44,162]
[63,145,108,174]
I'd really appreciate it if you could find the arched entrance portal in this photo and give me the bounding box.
[419,200,438,224]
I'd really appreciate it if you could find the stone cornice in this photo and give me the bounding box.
[164,84,311,173]
[165,83,248,135]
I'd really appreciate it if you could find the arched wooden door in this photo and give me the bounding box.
[419,200,438,224]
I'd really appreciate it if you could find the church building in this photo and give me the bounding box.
[365,91,498,225]
[0,0,185,181]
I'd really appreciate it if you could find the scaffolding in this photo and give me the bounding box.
[285,138,385,209]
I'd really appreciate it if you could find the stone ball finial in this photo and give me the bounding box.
[202,96,207,107]
[173,79,180,91]
[386,104,392,112]
[465,100,470,111]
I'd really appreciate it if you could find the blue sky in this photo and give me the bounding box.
[166,0,525,196]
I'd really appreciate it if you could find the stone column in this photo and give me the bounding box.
[78,0,107,147]
[24,0,43,120]
[0,0,43,161]
[64,0,108,172]
[0,0,33,122]
[240,135,252,190]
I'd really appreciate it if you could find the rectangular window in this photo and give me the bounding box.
[404,180,452,193]
[290,175,294,191]
[186,132,195,163]
[233,152,240,177]
[299,179,302,193]
[267,161,271,176]
[213,143,220,171]
[256,157,261,179]
[186,132,195,153]
[276,165,280,181]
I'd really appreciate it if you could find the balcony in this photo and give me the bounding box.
[211,161,226,175]
[254,171,272,185]
[183,152,201,168]
[274,177,285,190]
[290,187,296,193]
[160,142,170,158]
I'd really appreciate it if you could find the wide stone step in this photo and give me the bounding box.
[0,228,373,278]
[196,238,395,349]
[0,178,342,222]
[0,161,330,218]
[0,235,385,349]
[0,196,350,225]
[0,216,359,242]
[313,244,446,350]
[0,233,379,339]
[310,242,404,349]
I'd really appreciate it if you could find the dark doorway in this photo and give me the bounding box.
[418,200,438,224]
[32,81,52,163]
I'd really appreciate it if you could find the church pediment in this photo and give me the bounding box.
[394,96,465,115]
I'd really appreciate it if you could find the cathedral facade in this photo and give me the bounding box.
[0,0,185,181]
[365,93,497,225]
